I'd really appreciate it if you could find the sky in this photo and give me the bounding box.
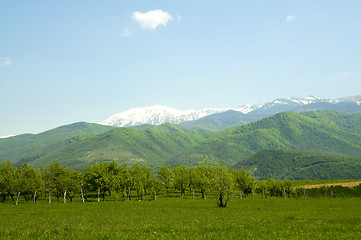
[1,0,360,136]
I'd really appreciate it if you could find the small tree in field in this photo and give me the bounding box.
[158,165,173,199]
[0,161,16,202]
[195,165,212,200]
[63,169,81,202]
[132,164,149,200]
[148,177,163,200]
[232,168,254,199]
[82,163,110,202]
[211,165,234,207]
[15,163,42,203]
[173,165,189,199]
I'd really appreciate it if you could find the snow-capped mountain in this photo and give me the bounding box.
[100,105,227,127]
[246,96,336,115]
[100,95,361,127]
[340,95,361,105]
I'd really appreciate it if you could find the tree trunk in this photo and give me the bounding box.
[252,188,254,199]
[192,188,195,200]
[283,188,287,199]
[303,189,307,199]
[48,189,51,204]
[33,191,37,203]
[15,192,20,206]
[240,189,243,199]
[64,190,67,203]
[204,192,206,200]
[98,189,100,202]
[166,187,169,199]
[127,186,131,201]
[218,194,226,207]
[81,188,85,202]
[262,187,265,199]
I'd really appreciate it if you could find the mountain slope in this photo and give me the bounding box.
[234,149,361,180]
[4,110,361,180]
[0,122,113,165]
[179,110,268,131]
[167,111,361,166]
[30,123,206,170]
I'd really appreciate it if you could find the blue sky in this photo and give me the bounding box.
[1,0,360,136]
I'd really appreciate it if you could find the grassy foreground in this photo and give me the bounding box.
[1,197,361,239]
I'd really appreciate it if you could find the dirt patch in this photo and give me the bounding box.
[301,181,361,189]
[129,158,145,162]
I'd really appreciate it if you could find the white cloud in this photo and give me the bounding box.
[342,72,352,76]
[1,57,12,66]
[286,15,296,22]
[132,9,173,30]
[121,27,133,37]
[177,14,182,21]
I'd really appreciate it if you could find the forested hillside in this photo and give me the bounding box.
[30,123,206,170]
[168,111,361,167]
[179,110,267,131]
[234,149,361,180]
[0,122,113,166]
[2,111,361,180]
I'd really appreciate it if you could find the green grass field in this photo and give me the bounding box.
[1,197,361,239]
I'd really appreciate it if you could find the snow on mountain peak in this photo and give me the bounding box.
[233,103,265,114]
[100,95,361,128]
[100,105,227,127]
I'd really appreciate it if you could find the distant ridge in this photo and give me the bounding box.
[100,105,227,127]
[2,110,361,180]
[100,95,361,129]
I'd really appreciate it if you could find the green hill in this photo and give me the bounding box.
[234,149,361,180]
[0,122,113,166]
[179,110,267,131]
[31,123,206,170]
[3,110,361,180]
[167,111,361,166]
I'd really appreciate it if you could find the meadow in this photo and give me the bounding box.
[1,196,361,239]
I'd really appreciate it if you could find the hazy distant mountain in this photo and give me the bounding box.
[100,95,361,130]
[179,110,268,131]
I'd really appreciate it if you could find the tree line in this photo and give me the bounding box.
[0,158,334,207]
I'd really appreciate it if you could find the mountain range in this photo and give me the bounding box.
[2,94,361,180]
[100,95,361,131]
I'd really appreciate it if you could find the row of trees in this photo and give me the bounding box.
[1,159,295,207]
